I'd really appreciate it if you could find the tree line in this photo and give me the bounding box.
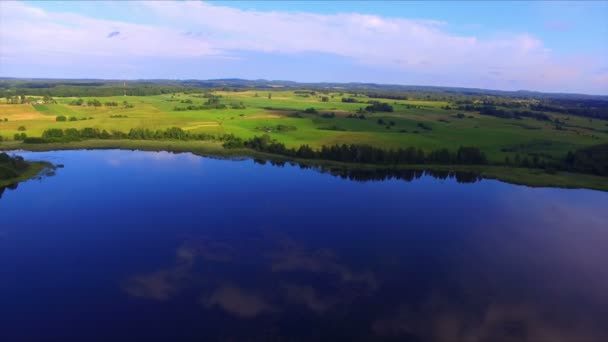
[563,144,608,176]
[223,134,488,165]
[19,128,607,175]
[457,104,552,121]
[24,127,221,143]
[454,99,608,120]
[0,85,201,98]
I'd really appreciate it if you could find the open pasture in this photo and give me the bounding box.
[2,90,607,163]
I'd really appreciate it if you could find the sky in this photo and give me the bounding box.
[1,1,607,94]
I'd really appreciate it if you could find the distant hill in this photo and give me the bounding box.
[0,77,606,101]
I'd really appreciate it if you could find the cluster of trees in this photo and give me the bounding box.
[376,118,395,126]
[530,100,608,120]
[14,133,27,141]
[24,127,226,144]
[341,97,358,103]
[366,92,409,100]
[174,104,227,111]
[479,106,551,121]
[3,95,56,104]
[365,101,394,112]
[294,90,316,96]
[5,95,26,104]
[563,144,608,176]
[504,154,551,170]
[499,144,608,175]
[68,99,133,108]
[173,97,235,111]
[256,125,297,133]
[456,104,552,121]
[56,116,91,122]
[222,134,488,165]
[346,114,367,120]
[231,102,246,109]
[0,153,28,180]
[454,99,608,121]
[69,98,101,107]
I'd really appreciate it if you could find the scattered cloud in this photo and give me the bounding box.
[202,284,277,318]
[122,268,186,301]
[1,1,605,93]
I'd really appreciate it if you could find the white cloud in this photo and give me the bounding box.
[0,1,605,93]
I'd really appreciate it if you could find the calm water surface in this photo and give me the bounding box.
[1,150,607,341]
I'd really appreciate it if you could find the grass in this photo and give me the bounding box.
[1,90,607,189]
[1,91,605,162]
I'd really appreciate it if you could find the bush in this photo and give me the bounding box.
[17,126,26,131]
[23,137,47,144]
[56,115,66,122]
[14,133,27,141]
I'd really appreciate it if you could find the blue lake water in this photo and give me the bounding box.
[1,150,607,341]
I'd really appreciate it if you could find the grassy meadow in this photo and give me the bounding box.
[1,89,607,166]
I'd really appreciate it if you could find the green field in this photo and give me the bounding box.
[1,88,607,190]
[1,89,607,164]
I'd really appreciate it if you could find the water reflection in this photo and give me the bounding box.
[261,158,482,183]
[0,182,18,199]
[1,150,606,341]
[121,220,608,341]
[122,234,379,319]
[0,153,481,202]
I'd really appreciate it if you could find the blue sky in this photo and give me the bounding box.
[1,1,607,94]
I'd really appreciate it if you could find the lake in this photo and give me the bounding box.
[1,150,607,341]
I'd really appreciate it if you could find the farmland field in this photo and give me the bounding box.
[2,89,607,165]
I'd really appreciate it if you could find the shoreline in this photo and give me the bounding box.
[0,161,53,188]
[2,139,607,192]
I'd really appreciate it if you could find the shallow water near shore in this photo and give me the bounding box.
[1,150,607,341]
